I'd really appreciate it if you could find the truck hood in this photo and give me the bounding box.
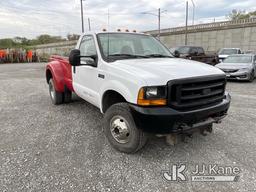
[111,58,224,85]
[215,63,252,70]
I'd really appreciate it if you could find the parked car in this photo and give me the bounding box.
[172,46,219,65]
[46,31,231,153]
[215,54,256,82]
[218,48,242,63]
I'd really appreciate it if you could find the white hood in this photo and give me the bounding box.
[111,58,225,85]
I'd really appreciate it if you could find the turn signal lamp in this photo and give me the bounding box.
[137,87,167,106]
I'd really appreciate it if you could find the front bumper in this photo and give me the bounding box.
[130,92,231,134]
[225,71,250,80]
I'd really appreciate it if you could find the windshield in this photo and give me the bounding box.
[176,46,190,54]
[223,55,252,63]
[219,49,238,55]
[97,33,172,61]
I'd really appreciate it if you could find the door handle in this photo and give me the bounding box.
[98,74,105,79]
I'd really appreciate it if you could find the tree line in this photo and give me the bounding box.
[227,9,256,21]
[0,34,80,49]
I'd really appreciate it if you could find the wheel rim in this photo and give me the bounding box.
[110,115,130,144]
[49,81,55,100]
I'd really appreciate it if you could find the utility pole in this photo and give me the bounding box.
[158,8,161,40]
[88,18,91,31]
[191,0,195,25]
[185,1,188,45]
[80,0,85,33]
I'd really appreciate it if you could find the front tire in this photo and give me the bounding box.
[103,103,148,153]
[249,71,255,82]
[49,79,63,105]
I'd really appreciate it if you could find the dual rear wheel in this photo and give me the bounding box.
[48,78,72,105]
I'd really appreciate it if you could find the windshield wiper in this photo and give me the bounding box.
[107,54,149,58]
[145,54,172,58]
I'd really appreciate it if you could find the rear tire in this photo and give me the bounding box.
[103,103,148,153]
[49,79,63,105]
[64,89,72,103]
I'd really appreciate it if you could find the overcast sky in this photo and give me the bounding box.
[0,0,255,39]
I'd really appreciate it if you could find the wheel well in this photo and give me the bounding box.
[46,69,52,84]
[102,90,126,113]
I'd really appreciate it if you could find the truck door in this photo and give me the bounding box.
[72,35,101,108]
[190,47,198,61]
[197,47,207,63]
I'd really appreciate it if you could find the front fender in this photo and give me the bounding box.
[99,80,137,112]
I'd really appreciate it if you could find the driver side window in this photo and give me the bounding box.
[79,35,97,56]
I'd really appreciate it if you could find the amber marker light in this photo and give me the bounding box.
[137,87,167,106]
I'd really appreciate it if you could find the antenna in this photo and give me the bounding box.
[88,18,91,31]
[108,8,110,31]
[107,8,110,60]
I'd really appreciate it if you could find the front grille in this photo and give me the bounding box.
[168,75,226,111]
[222,69,238,73]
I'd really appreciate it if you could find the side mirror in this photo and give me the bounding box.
[174,50,180,58]
[69,49,81,66]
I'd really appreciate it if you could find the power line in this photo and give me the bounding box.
[141,9,167,39]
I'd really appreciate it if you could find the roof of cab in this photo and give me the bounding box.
[220,48,241,50]
[228,54,255,56]
[81,31,149,36]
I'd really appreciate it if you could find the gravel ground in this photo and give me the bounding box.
[0,63,256,192]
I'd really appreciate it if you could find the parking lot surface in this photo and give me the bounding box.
[0,63,256,192]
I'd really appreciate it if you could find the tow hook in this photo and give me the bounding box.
[165,133,194,145]
[166,134,178,146]
[165,123,214,145]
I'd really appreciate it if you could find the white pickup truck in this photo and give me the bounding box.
[46,31,231,153]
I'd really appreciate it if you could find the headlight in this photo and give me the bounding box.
[137,86,167,106]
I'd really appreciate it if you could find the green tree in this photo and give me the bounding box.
[227,9,256,21]
[0,34,67,49]
[0,39,17,49]
[37,34,65,44]
[67,33,80,41]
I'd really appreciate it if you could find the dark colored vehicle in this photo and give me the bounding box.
[172,46,219,65]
